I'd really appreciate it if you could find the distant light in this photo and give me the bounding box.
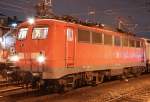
[27,18,35,24]
[11,23,17,28]
[101,24,105,27]
[0,35,16,49]
[88,11,95,15]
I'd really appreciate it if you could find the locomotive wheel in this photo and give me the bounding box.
[58,83,73,93]
[105,70,111,81]
[98,73,104,84]
[123,68,129,78]
[57,77,74,93]
[74,79,83,88]
[74,79,78,89]
[148,65,150,73]
[134,68,142,77]
[91,72,104,86]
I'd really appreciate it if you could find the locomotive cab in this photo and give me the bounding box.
[11,19,73,80]
[11,19,53,76]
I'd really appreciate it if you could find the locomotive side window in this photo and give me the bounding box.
[92,32,102,44]
[129,39,135,47]
[140,41,144,47]
[32,27,48,39]
[147,40,150,43]
[122,37,128,47]
[114,36,121,46]
[104,34,112,45]
[136,41,141,48]
[18,28,28,40]
[78,29,90,43]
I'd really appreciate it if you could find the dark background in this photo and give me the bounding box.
[0,0,150,38]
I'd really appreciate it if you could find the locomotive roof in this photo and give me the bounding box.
[19,18,142,40]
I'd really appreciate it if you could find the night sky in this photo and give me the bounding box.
[0,0,150,38]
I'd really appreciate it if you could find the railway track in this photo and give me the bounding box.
[0,79,49,102]
[104,87,150,102]
[1,75,150,102]
[110,87,150,102]
[82,75,150,102]
[0,80,32,96]
[0,84,41,102]
[0,81,18,87]
[0,81,24,98]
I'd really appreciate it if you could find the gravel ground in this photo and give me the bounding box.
[16,75,150,102]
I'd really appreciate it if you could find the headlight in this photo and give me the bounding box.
[9,55,20,62]
[37,55,46,63]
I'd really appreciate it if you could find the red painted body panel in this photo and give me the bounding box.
[76,44,144,66]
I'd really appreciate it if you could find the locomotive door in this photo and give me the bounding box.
[65,27,75,68]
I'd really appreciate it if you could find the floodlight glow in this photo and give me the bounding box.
[11,23,17,28]
[27,18,35,24]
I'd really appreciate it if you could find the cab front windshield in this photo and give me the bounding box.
[32,27,48,39]
[17,28,28,40]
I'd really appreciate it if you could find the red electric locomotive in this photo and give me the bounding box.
[9,18,146,90]
[143,38,150,72]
